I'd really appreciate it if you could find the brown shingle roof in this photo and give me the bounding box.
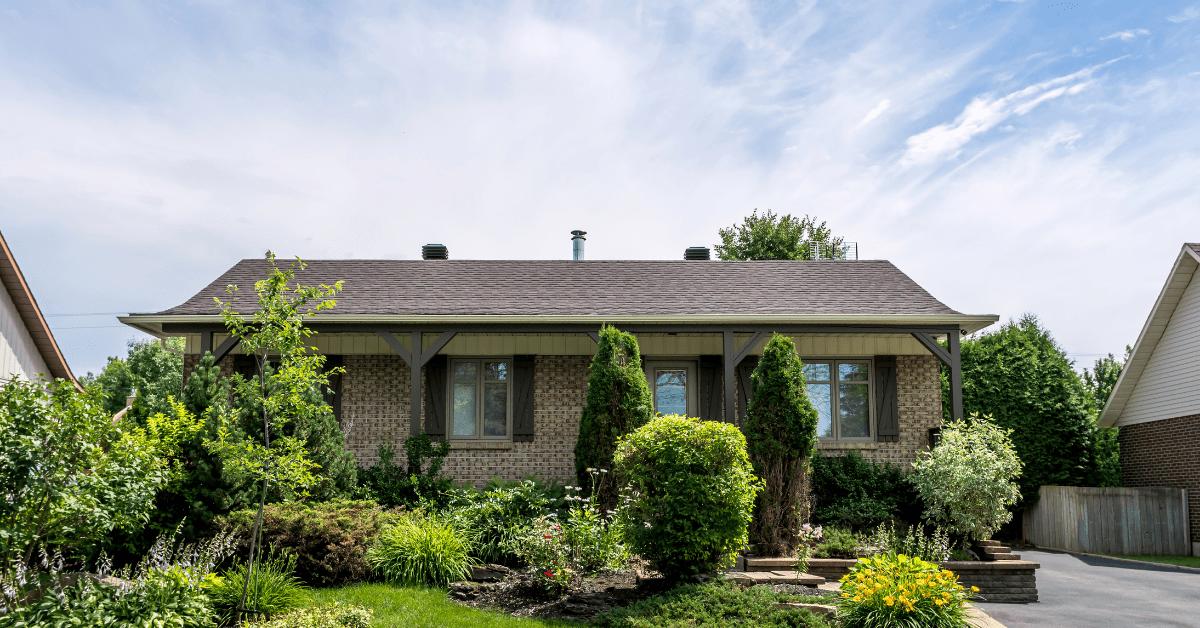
[153,259,963,317]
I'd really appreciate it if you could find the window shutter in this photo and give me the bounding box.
[874,355,899,442]
[698,355,723,422]
[423,355,448,439]
[323,355,344,424]
[735,356,759,427]
[512,355,536,442]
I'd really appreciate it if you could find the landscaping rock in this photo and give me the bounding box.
[470,564,512,582]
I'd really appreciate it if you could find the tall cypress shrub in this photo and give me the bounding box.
[744,333,818,556]
[574,325,654,509]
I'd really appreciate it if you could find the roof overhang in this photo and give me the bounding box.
[120,313,1000,336]
[0,230,78,387]
[1100,244,1200,428]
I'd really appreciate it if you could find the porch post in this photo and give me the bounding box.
[411,331,423,436]
[200,331,213,355]
[947,330,964,421]
[723,330,735,424]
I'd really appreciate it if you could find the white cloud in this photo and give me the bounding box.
[1101,29,1149,42]
[900,60,1117,166]
[857,99,891,128]
[1168,6,1200,22]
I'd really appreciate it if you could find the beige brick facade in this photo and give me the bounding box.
[183,351,942,485]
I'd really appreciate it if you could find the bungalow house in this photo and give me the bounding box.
[0,229,75,385]
[118,241,997,485]
[1099,243,1200,557]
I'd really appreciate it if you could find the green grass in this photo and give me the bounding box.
[307,583,582,627]
[593,581,833,628]
[1101,554,1200,569]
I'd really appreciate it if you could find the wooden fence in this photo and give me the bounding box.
[1024,486,1191,556]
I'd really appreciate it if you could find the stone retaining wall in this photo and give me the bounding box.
[748,558,1040,603]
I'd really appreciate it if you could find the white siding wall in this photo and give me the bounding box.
[0,282,50,382]
[1121,267,1200,426]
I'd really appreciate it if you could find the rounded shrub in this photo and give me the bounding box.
[366,512,477,586]
[614,415,763,580]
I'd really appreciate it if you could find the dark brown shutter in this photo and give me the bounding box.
[512,355,536,442]
[698,355,723,422]
[423,355,448,439]
[735,356,759,427]
[874,355,899,442]
[323,355,344,424]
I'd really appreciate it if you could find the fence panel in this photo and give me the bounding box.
[1025,486,1190,556]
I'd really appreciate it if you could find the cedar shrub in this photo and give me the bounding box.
[573,325,654,510]
[743,333,818,556]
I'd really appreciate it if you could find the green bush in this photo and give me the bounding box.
[744,333,819,557]
[447,477,564,565]
[836,554,974,628]
[219,500,403,586]
[0,570,216,628]
[813,526,858,559]
[911,415,1022,542]
[574,325,655,510]
[810,450,922,530]
[367,513,477,586]
[614,415,763,580]
[209,550,309,623]
[247,602,372,628]
[357,434,455,509]
[594,580,831,628]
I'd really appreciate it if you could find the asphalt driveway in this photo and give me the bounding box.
[977,549,1200,627]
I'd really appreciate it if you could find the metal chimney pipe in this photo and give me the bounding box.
[571,230,587,260]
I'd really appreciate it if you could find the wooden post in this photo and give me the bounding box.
[723,330,735,424]
[411,331,422,436]
[947,330,964,421]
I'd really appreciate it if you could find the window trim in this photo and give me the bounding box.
[803,357,875,443]
[447,356,514,441]
[644,359,698,417]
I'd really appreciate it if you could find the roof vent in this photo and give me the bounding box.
[422,244,449,260]
[571,230,586,261]
[684,246,711,261]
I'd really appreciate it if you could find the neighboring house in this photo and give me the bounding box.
[1099,243,1200,557]
[0,229,75,385]
[119,242,997,485]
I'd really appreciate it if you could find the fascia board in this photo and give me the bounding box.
[1099,245,1200,428]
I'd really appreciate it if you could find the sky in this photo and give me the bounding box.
[0,0,1197,377]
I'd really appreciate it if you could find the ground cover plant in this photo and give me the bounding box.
[367,512,476,586]
[911,415,1022,542]
[615,415,762,580]
[810,451,922,530]
[308,583,581,628]
[836,554,976,628]
[246,602,373,628]
[744,333,819,557]
[593,580,831,628]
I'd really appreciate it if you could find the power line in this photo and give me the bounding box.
[45,312,129,317]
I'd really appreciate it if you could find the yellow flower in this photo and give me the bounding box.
[935,599,945,606]
[884,596,895,606]
[971,586,979,592]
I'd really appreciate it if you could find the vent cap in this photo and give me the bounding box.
[684,246,711,260]
[422,244,449,260]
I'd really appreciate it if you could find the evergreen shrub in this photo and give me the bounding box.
[574,325,654,510]
[357,433,454,509]
[810,450,922,530]
[743,333,819,556]
[614,415,762,580]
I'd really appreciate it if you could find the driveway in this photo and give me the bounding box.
[977,549,1200,627]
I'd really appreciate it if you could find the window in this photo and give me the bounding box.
[451,358,511,439]
[645,361,697,416]
[804,360,872,441]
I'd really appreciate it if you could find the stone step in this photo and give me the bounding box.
[744,558,805,572]
[984,553,1020,561]
[724,571,826,586]
[979,545,1011,555]
[975,540,1003,547]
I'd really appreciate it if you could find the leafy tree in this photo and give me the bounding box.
[85,337,185,419]
[911,415,1022,542]
[743,333,818,556]
[573,325,654,510]
[714,209,844,261]
[1082,347,1130,414]
[951,314,1096,506]
[205,252,344,621]
[1082,348,1129,488]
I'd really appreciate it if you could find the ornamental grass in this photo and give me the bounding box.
[835,553,977,628]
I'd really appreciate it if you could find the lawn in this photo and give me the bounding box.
[1101,554,1200,569]
[308,583,581,628]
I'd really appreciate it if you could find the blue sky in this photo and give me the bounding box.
[1,0,1197,376]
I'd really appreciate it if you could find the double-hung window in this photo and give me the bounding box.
[804,360,872,441]
[451,358,511,439]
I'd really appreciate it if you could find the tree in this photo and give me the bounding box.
[85,337,185,419]
[205,252,344,621]
[1082,348,1129,488]
[1082,347,1130,414]
[714,210,844,261]
[911,415,1022,542]
[952,314,1096,506]
[743,333,819,556]
[573,325,654,510]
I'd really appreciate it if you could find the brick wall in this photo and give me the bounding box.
[815,354,943,469]
[1119,413,1200,544]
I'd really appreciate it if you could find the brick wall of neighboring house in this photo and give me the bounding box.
[1119,413,1200,544]
[815,354,943,469]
